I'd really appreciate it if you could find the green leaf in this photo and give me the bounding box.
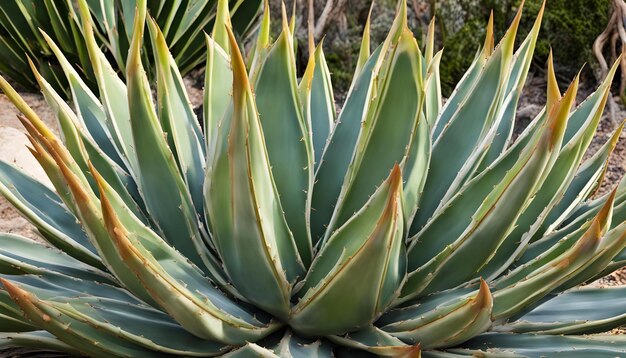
[475,7,544,171]
[431,11,494,140]
[452,333,626,357]
[2,268,228,355]
[311,1,408,244]
[423,50,442,128]
[148,18,206,215]
[76,0,139,174]
[413,8,523,231]
[310,45,382,244]
[534,122,624,243]
[329,326,421,357]
[211,0,232,52]
[45,147,157,305]
[0,161,100,268]
[0,331,80,355]
[324,30,423,241]
[491,193,626,321]
[30,58,145,223]
[380,279,492,349]
[253,18,313,265]
[126,6,215,276]
[353,6,372,81]
[0,313,35,332]
[0,234,113,284]
[271,330,334,357]
[247,0,271,75]
[499,286,626,334]
[479,63,614,279]
[204,34,233,154]
[41,30,127,170]
[54,298,229,356]
[95,163,282,345]
[223,343,280,357]
[403,76,575,300]
[1,279,170,357]
[402,110,430,223]
[204,27,305,318]
[300,42,336,169]
[291,166,405,336]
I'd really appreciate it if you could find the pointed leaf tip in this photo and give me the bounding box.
[212,0,232,51]
[595,185,618,229]
[226,26,250,103]
[498,0,524,55]
[546,49,561,111]
[426,16,436,62]
[610,120,626,149]
[475,278,493,311]
[0,279,30,304]
[390,163,403,191]
[547,74,578,149]
[482,10,495,56]
[537,0,546,20]
[281,2,289,33]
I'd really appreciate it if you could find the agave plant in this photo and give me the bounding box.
[2,0,626,356]
[0,0,261,94]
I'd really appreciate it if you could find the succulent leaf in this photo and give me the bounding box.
[381,279,493,349]
[414,5,524,231]
[205,26,305,319]
[0,331,80,355]
[300,42,336,169]
[148,18,206,216]
[253,16,314,265]
[95,163,280,344]
[324,29,423,241]
[291,166,405,335]
[0,162,100,267]
[329,326,421,357]
[500,286,626,334]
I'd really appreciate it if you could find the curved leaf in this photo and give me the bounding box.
[0,331,80,355]
[148,18,206,215]
[300,42,336,169]
[380,279,492,349]
[414,7,523,230]
[95,162,282,345]
[499,286,626,334]
[403,75,575,299]
[126,5,217,276]
[0,161,99,267]
[291,166,405,336]
[329,326,421,357]
[324,29,423,242]
[204,27,304,318]
[453,333,626,358]
[253,17,313,264]
[0,234,112,284]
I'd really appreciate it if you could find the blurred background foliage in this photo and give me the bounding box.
[283,0,612,98]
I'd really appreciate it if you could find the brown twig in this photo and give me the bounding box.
[592,0,626,125]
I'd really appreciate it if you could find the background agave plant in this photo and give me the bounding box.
[0,0,261,95]
[1,0,626,356]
